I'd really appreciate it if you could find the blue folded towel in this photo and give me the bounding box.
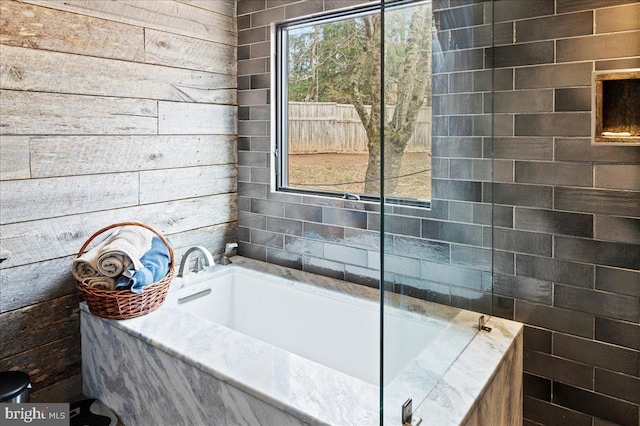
[115,237,170,293]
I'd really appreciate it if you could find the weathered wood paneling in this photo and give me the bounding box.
[145,28,236,75]
[0,172,140,224]
[175,0,236,16]
[0,0,144,61]
[0,194,237,268]
[0,0,237,403]
[140,164,237,203]
[30,135,237,178]
[0,293,82,358]
[32,374,82,403]
[23,0,236,45]
[0,136,29,180]
[1,257,78,313]
[0,90,158,135]
[1,45,236,104]
[158,101,237,134]
[0,334,81,393]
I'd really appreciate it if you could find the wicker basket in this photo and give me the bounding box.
[75,221,174,320]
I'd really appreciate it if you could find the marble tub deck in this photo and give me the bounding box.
[81,257,522,425]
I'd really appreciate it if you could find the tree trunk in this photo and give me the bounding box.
[353,15,383,195]
[382,136,406,195]
[381,11,431,197]
[364,135,382,194]
[353,5,431,197]
[363,134,408,196]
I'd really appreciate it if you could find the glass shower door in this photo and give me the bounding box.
[380,0,494,424]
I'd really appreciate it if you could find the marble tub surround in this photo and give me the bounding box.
[81,312,312,426]
[413,320,523,426]
[81,257,522,425]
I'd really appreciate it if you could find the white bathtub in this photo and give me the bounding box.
[81,257,522,425]
[167,267,445,386]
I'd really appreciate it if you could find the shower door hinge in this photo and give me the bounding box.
[402,398,422,426]
[479,315,492,332]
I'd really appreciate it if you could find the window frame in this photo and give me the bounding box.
[272,1,432,209]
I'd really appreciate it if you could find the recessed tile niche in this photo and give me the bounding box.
[592,69,640,145]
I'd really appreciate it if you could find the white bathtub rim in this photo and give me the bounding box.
[170,260,459,331]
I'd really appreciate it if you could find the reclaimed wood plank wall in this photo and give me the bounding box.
[0,0,237,402]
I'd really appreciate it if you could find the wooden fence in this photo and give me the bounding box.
[288,102,431,154]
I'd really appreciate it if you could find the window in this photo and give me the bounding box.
[275,1,433,205]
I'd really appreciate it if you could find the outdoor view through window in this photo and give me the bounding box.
[278,1,433,203]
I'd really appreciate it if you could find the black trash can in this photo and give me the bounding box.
[0,371,31,403]
[70,399,118,426]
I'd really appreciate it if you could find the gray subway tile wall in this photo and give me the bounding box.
[515,300,594,339]
[595,164,640,190]
[524,350,593,389]
[514,112,592,136]
[513,208,594,237]
[515,254,594,288]
[493,182,553,208]
[554,236,639,270]
[553,333,639,376]
[554,87,592,112]
[514,11,594,42]
[595,317,640,351]
[595,2,640,32]
[514,62,593,89]
[493,41,555,68]
[594,215,640,245]
[492,1,640,425]
[552,382,638,426]
[556,0,638,13]
[524,396,593,426]
[523,373,552,402]
[524,325,552,353]
[556,31,640,62]
[493,273,553,304]
[514,161,593,186]
[237,0,640,424]
[493,137,554,160]
[555,137,640,162]
[594,369,640,405]
[554,284,638,323]
[595,266,640,297]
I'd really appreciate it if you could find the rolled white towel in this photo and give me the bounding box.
[82,276,115,291]
[96,226,154,277]
[96,252,129,278]
[72,237,111,281]
[602,131,631,137]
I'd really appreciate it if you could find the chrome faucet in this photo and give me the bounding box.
[178,246,215,278]
[220,242,238,265]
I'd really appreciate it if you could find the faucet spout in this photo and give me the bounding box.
[178,246,214,278]
[220,242,238,265]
